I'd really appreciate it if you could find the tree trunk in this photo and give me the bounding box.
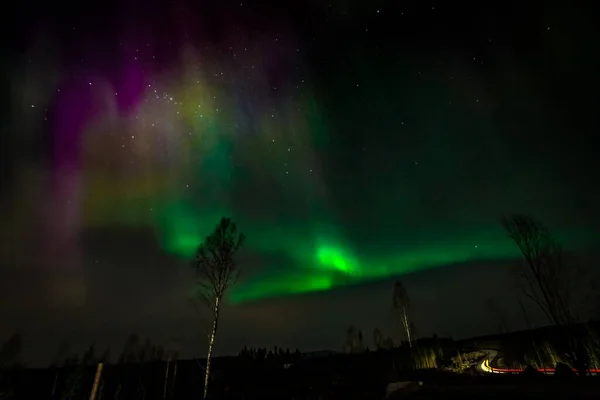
[163,358,170,400]
[98,381,104,400]
[51,369,59,398]
[172,361,177,399]
[203,296,220,399]
[88,363,103,400]
[402,311,412,347]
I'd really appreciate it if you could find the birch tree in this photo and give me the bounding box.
[393,281,412,347]
[191,217,245,399]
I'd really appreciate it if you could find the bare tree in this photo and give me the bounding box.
[343,326,364,353]
[392,281,412,347]
[50,341,71,398]
[118,334,140,364]
[501,214,577,327]
[502,214,589,374]
[191,217,245,399]
[82,344,96,366]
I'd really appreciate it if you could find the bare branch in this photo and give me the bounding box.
[501,214,577,327]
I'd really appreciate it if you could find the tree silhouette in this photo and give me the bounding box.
[154,345,164,362]
[373,328,384,350]
[50,341,71,398]
[61,353,85,400]
[119,334,141,364]
[163,349,174,400]
[501,214,577,327]
[393,281,412,347]
[502,214,588,374]
[139,337,153,363]
[99,347,111,364]
[343,326,364,353]
[191,217,245,399]
[82,344,96,366]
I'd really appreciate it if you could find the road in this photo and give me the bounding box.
[479,350,499,373]
[479,349,600,375]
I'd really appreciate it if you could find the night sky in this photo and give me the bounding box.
[1,0,599,365]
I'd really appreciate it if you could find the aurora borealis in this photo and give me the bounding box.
[3,43,531,304]
[2,0,599,362]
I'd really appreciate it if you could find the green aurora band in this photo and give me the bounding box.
[148,87,592,304]
[156,201,590,304]
[72,43,595,306]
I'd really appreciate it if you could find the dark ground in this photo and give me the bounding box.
[4,355,600,399]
